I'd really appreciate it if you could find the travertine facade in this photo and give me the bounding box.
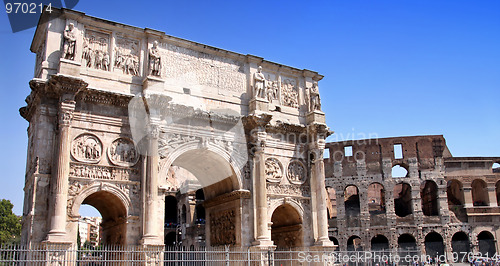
[20,8,331,251]
[325,135,500,257]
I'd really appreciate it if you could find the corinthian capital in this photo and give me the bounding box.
[58,100,76,127]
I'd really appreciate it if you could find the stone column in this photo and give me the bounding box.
[253,131,273,246]
[141,123,162,245]
[488,187,498,207]
[311,139,333,246]
[463,187,473,208]
[46,99,75,242]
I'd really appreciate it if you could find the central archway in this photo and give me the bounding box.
[271,204,303,248]
[160,145,244,247]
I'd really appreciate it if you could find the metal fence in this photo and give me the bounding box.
[0,245,424,265]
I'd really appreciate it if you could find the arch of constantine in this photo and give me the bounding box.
[19,8,500,262]
[20,8,332,250]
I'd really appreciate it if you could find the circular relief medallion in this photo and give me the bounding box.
[286,160,307,184]
[265,157,283,183]
[108,138,139,167]
[71,134,102,163]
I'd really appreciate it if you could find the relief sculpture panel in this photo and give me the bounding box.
[114,35,140,76]
[287,160,307,184]
[71,134,102,163]
[108,138,139,167]
[82,29,111,71]
[281,78,298,108]
[210,209,236,246]
[265,157,283,183]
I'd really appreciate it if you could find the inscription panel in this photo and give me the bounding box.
[163,43,247,95]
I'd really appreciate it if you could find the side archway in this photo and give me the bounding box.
[70,184,130,246]
[270,204,303,248]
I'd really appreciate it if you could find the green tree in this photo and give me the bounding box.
[0,199,21,245]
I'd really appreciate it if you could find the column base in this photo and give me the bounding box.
[313,237,334,247]
[252,237,274,247]
[44,230,69,243]
[249,98,269,114]
[140,235,164,246]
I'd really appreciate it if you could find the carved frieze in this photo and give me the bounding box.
[82,29,110,71]
[114,35,140,76]
[158,132,199,159]
[287,160,307,184]
[71,134,102,163]
[69,163,139,181]
[265,157,283,183]
[108,138,139,167]
[281,78,298,108]
[266,183,310,197]
[210,209,236,246]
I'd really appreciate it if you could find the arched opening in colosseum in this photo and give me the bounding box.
[164,232,176,246]
[493,163,500,173]
[394,183,413,217]
[326,187,337,227]
[451,231,470,258]
[347,235,363,251]
[271,204,303,248]
[447,180,467,222]
[345,185,360,227]
[496,181,500,206]
[194,189,206,225]
[392,164,408,178]
[478,231,496,256]
[164,195,178,246]
[80,191,127,246]
[421,180,439,216]
[424,232,444,257]
[368,183,386,215]
[398,234,417,250]
[330,237,340,251]
[368,183,386,226]
[371,235,389,250]
[164,196,178,226]
[472,179,489,206]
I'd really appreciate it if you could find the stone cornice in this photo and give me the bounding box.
[268,121,307,134]
[203,189,251,208]
[242,114,273,131]
[77,88,133,108]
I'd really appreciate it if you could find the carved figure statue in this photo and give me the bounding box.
[266,80,278,102]
[148,41,161,76]
[282,79,298,108]
[62,23,76,60]
[309,82,321,111]
[253,66,266,99]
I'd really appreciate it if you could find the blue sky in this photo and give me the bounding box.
[1,0,499,215]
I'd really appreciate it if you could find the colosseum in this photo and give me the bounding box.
[324,135,500,258]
